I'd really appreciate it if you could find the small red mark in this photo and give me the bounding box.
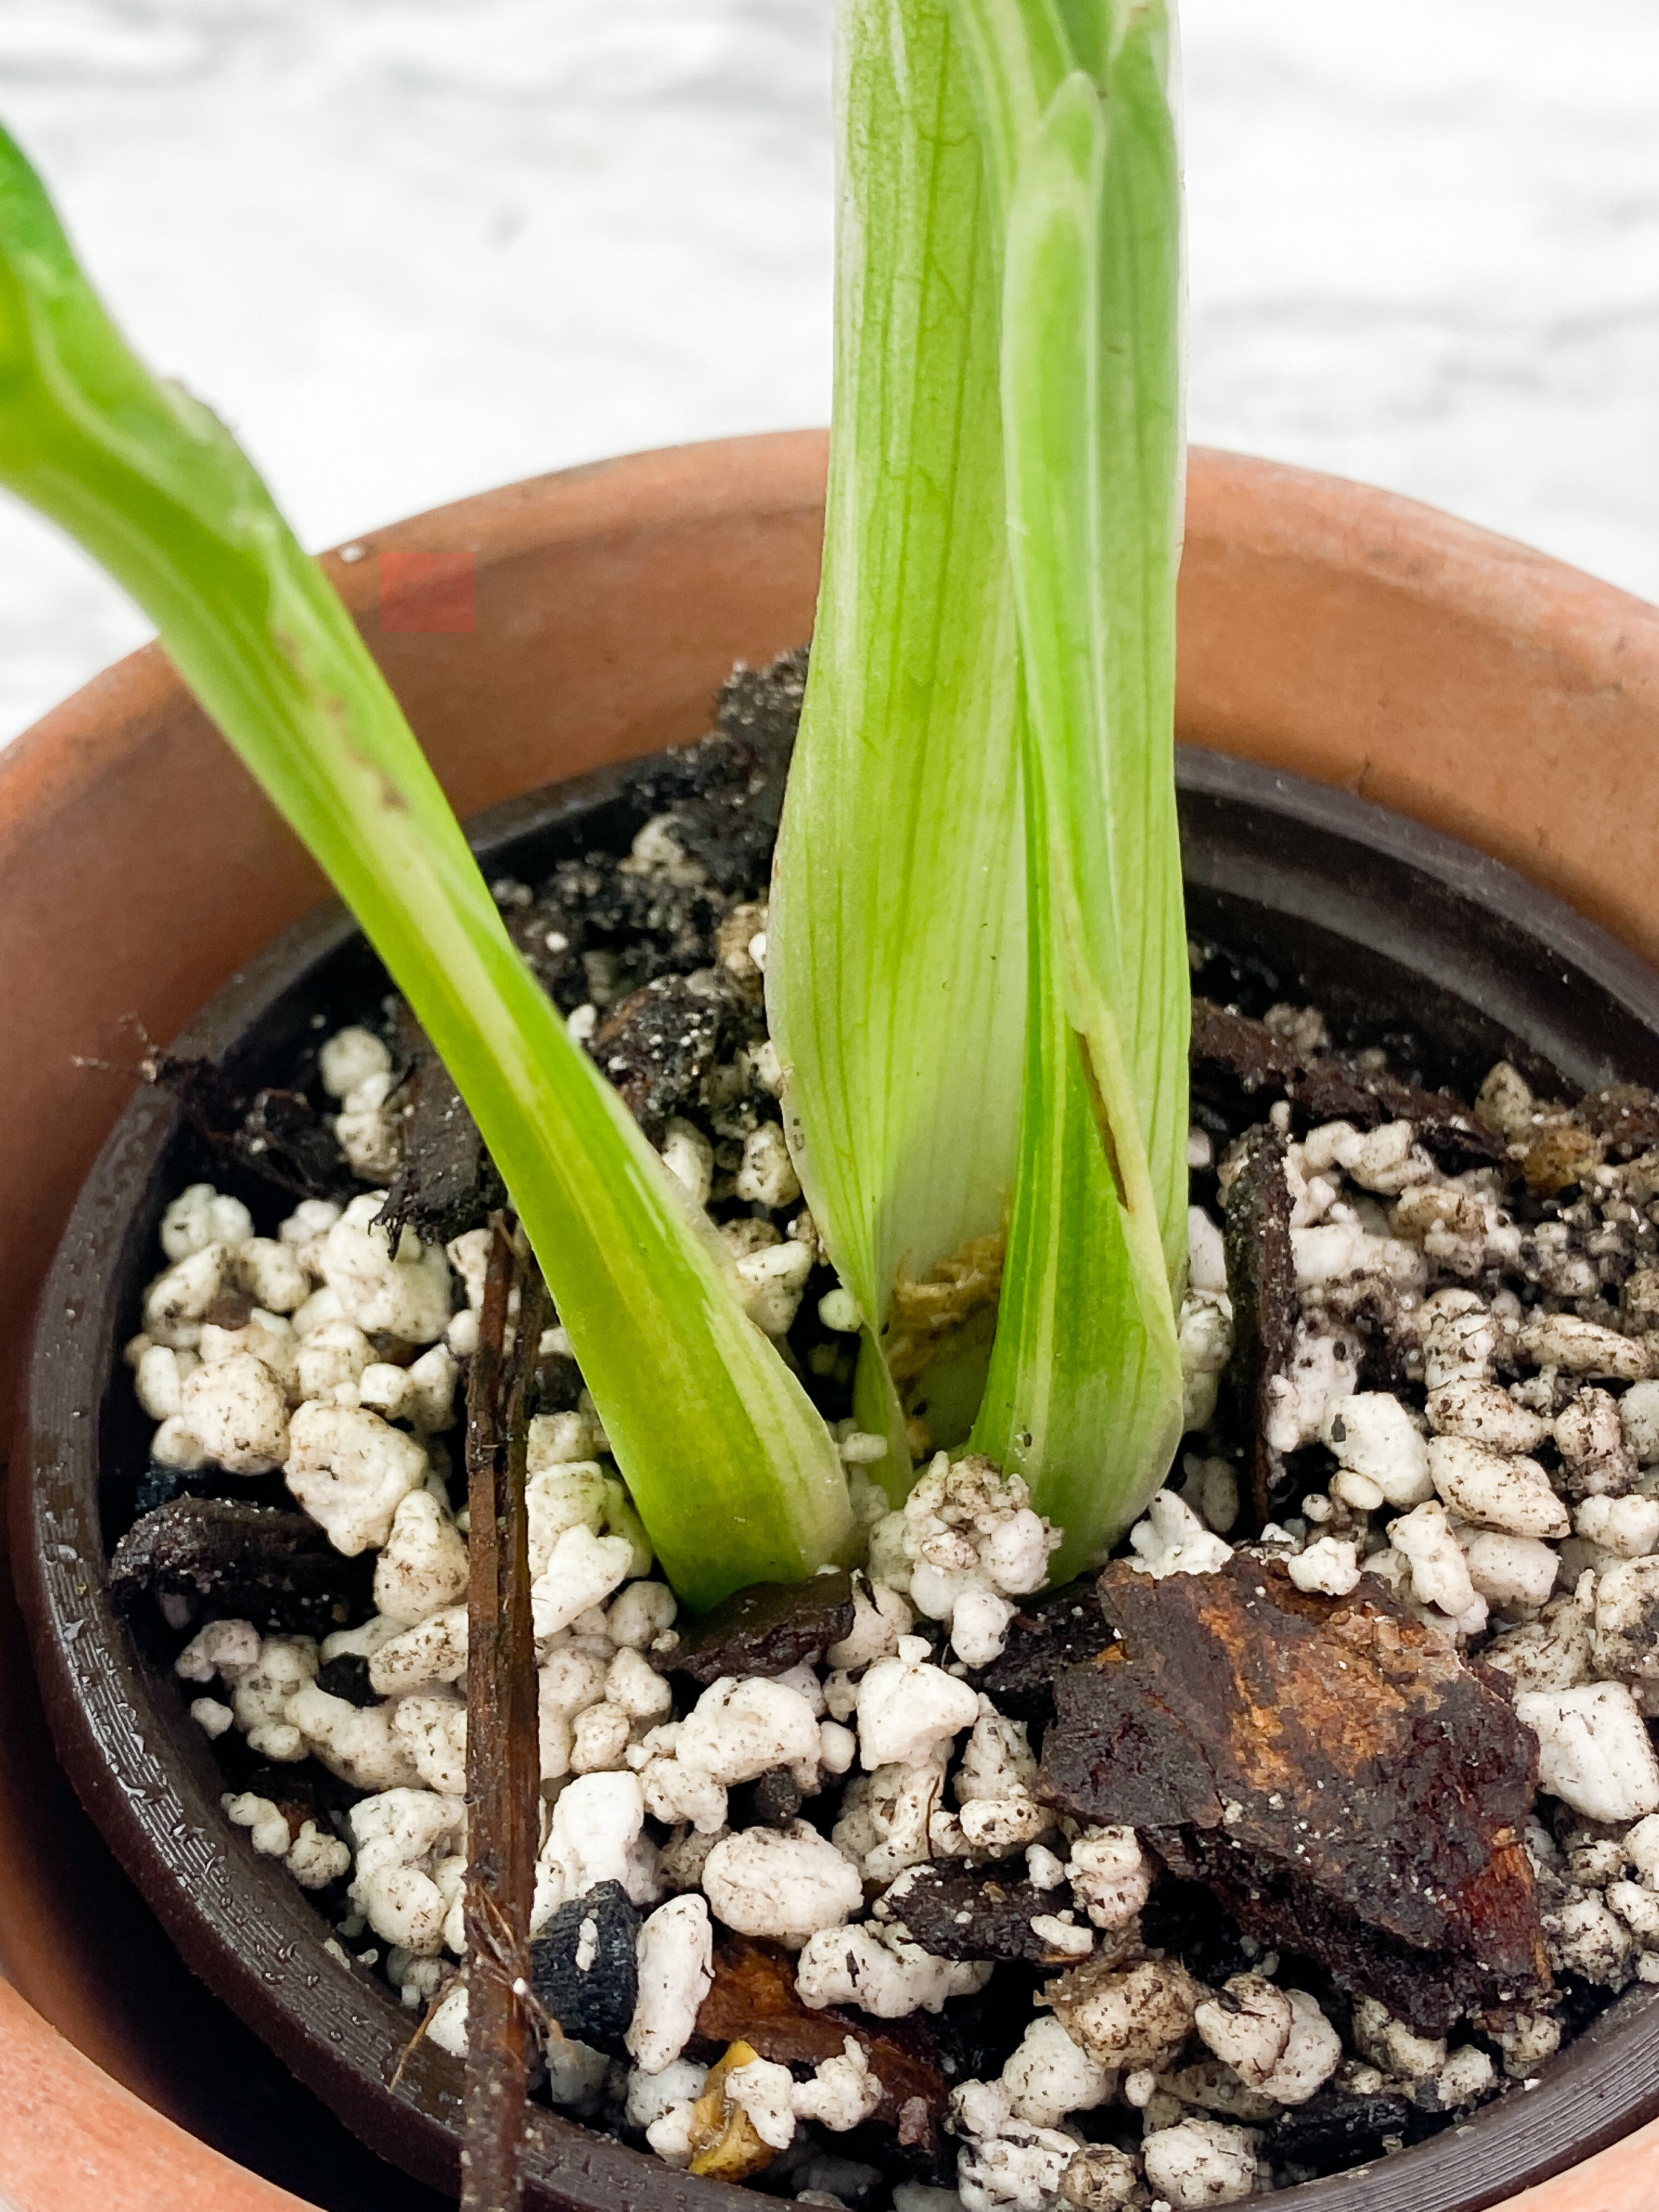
[380,547,475,634]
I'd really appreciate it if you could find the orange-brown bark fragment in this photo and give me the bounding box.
[694,1935,950,2165]
[885,1233,1006,1386]
[1038,1556,1549,2033]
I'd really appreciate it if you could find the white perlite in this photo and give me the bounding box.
[627,1894,714,2074]
[284,1401,430,1556]
[857,1638,980,1769]
[1515,1683,1659,1822]
[1128,1492,1233,1580]
[870,1456,1062,1667]
[797,1922,992,2018]
[1066,1828,1154,1931]
[722,2039,883,2154]
[1385,1501,1484,1630]
[1000,2017,1113,2130]
[1427,1436,1570,1539]
[1323,1393,1433,1508]
[135,1000,1659,2196]
[677,1673,823,1784]
[1286,1536,1361,1598]
[1143,2120,1261,2209]
[1193,1976,1340,2104]
[1265,1321,1361,1453]
[950,2079,1078,2212]
[700,1822,863,1948]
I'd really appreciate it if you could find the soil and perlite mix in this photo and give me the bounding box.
[108,654,1659,2211]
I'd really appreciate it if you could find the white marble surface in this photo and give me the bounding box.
[1,0,1656,741]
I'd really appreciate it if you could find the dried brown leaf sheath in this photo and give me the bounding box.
[461,1221,545,2212]
[1221,1124,1296,1530]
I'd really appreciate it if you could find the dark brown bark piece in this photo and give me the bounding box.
[1190,1000,1314,1098]
[694,1933,951,2170]
[663,1570,856,1686]
[149,1052,353,1201]
[1222,1124,1297,1529]
[1269,2088,1417,2174]
[877,1861,1108,1967]
[1190,1000,1502,1166]
[109,1497,372,1635]
[377,1005,503,1246]
[967,1577,1114,1725]
[461,1224,545,2212]
[1037,1556,1549,2034]
[238,1086,356,1198]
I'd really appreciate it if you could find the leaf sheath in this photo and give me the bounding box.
[770,0,1029,1488]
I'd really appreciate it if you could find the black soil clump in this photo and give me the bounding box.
[726,1766,809,1831]
[591,972,759,1147]
[530,1881,642,2058]
[313,1653,379,1708]
[110,1498,373,1638]
[376,1005,504,1246]
[662,1570,857,1688]
[630,648,806,894]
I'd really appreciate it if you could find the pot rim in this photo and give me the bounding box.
[19,736,1659,2212]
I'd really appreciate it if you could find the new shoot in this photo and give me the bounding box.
[771,0,1189,1573]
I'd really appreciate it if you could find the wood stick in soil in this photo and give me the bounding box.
[461,1219,546,2212]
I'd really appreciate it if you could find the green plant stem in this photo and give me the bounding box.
[0,122,851,1608]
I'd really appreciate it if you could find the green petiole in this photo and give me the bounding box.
[770,0,1030,1493]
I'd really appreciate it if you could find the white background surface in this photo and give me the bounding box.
[1,0,1657,741]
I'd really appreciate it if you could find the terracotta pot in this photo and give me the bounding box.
[4,432,1659,2209]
